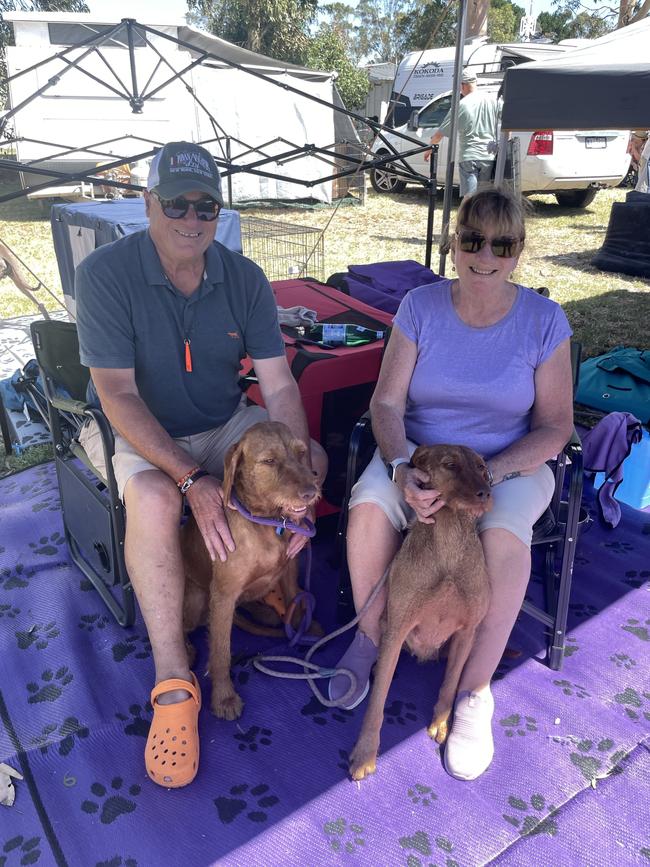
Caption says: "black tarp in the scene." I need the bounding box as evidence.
[500,17,650,132]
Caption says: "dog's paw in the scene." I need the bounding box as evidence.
[349,743,378,781]
[427,718,449,744]
[212,692,244,721]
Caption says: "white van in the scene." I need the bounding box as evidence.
[370,83,631,208]
[388,39,587,128]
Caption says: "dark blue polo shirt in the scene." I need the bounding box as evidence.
[75,230,285,437]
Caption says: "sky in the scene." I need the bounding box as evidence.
[86,0,560,23]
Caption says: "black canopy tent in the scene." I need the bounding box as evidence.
[494,17,650,278]
[499,16,650,135]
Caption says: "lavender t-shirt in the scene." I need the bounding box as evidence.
[394,280,572,459]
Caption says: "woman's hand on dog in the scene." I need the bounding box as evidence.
[186,476,235,562]
[397,464,445,524]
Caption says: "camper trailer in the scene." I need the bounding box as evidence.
[3,11,351,204]
[388,38,587,128]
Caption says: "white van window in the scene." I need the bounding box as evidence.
[418,96,452,129]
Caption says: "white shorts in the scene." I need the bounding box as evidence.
[79,394,268,499]
[348,443,555,548]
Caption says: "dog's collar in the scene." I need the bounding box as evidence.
[229,493,316,538]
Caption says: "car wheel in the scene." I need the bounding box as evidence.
[555,189,598,208]
[370,153,407,194]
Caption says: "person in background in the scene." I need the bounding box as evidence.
[425,69,500,197]
[328,187,573,782]
[75,141,326,788]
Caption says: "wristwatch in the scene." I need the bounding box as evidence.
[385,457,411,483]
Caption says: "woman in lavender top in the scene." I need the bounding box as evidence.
[328,188,574,781]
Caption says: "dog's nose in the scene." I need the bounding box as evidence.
[300,485,318,501]
[476,488,490,500]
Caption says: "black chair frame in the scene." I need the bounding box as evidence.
[335,342,584,671]
[29,319,135,626]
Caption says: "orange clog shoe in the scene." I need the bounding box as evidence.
[145,673,201,788]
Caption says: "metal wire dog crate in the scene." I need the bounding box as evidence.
[239,216,325,283]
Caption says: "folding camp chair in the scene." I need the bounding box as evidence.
[29,319,134,626]
[335,342,584,671]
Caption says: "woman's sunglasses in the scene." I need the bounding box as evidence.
[456,228,523,259]
[152,192,221,222]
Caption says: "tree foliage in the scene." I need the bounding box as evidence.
[305,26,369,108]
[187,0,317,64]
[487,0,525,42]
[1,1,89,108]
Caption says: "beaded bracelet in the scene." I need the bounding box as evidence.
[176,465,201,490]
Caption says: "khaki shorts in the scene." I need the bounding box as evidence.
[79,395,268,499]
[349,442,555,548]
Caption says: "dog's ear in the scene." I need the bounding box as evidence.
[221,440,244,508]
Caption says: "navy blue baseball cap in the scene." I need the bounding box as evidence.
[147,141,224,206]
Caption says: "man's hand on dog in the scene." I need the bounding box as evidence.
[186,476,235,562]
[397,464,445,524]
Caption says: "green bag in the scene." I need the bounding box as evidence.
[576,346,650,423]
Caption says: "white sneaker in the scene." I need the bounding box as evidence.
[443,689,495,781]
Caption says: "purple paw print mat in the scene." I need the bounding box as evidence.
[1,461,649,867]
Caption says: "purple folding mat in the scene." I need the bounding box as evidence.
[342,261,446,314]
[1,461,649,867]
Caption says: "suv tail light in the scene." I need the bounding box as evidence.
[527,131,554,156]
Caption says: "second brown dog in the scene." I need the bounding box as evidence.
[181,421,320,720]
[349,443,492,780]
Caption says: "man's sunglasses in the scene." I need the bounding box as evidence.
[152,192,221,222]
[456,228,523,259]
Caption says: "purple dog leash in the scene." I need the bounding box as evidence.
[229,493,317,645]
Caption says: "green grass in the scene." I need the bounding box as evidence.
[1,177,647,479]
[1,176,647,356]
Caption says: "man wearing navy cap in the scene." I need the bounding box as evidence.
[75,141,326,788]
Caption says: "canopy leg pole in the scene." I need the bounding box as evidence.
[424,146,438,269]
[494,131,509,185]
[438,0,469,276]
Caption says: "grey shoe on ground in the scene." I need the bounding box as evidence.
[328,629,378,710]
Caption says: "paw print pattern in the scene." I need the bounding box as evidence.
[214,783,279,824]
[233,725,272,752]
[613,687,650,723]
[622,618,650,642]
[0,835,42,865]
[231,653,255,688]
[407,783,438,807]
[81,778,141,824]
[0,604,20,619]
[569,738,627,785]
[563,637,579,658]
[499,713,538,738]
[31,716,89,756]
[300,695,354,726]
[569,602,599,620]
[16,622,60,650]
[79,577,94,592]
[610,652,636,670]
[604,540,633,554]
[95,857,138,867]
[116,704,153,738]
[28,532,65,557]
[552,678,589,699]
[503,793,559,837]
[623,570,650,588]
[324,818,366,855]
[385,700,417,726]
[0,564,33,591]
[78,613,110,632]
[111,634,152,663]
[398,831,459,867]
[26,667,73,703]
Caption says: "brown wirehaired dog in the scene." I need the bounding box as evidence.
[349,444,492,780]
[181,421,320,720]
